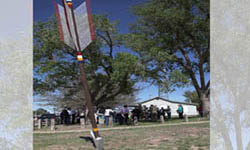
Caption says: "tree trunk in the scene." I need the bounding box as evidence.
[200,92,210,117]
[234,111,243,150]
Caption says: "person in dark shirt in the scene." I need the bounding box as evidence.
[61,107,69,125]
[60,111,64,124]
[71,109,76,124]
[160,107,165,119]
[138,104,143,121]
[166,106,171,119]
[198,104,203,117]
[132,106,140,121]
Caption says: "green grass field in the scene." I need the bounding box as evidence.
[34,122,209,150]
[34,116,208,132]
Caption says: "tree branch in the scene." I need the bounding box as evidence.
[99,62,111,77]
[105,31,113,59]
[97,32,110,45]
[179,23,201,57]
[205,80,210,91]
[199,62,206,89]
[177,47,201,96]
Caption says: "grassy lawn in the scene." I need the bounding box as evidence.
[34,122,209,150]
[114,116,208,127]
[34,116,209,131]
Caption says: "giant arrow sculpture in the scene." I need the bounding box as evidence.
[53,0,103,148]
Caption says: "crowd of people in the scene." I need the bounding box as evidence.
[59,104,187,126]
[101,104,185,126]
[59,107,83,125]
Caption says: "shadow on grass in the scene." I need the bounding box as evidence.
[79,136,96,148]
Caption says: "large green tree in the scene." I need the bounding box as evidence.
[34,15,142,109]
[183,90,200,104]
[126,0,210,115]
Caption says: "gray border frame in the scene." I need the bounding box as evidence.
[0,0,33,149]
[211,0,250,149]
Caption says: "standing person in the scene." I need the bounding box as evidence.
[138,104,143,121]
[71,109,76,124]
[135,106,140,121]
[177,105,184,119]
[85,108,89,125]
[124,105,129,125]
[104,107,113,127]
[113,111,117,123]
[142,106,146,121]
[61,107,69,125]
[160,107,165,119]
[67,108,72,124]
[145,107,149,121]
[76,109,80,124]
[157,107,161,120]
[166,106,171,119]
[132,106,140,121]
[198,104,203,117]
[121,105,129,125]
[153,105,158,121]
[94,112,98,124]
[116,110,121,125]
[80,110,84,123]
[149,105,153,120]
[180,105,184,118]
[119,107,124,125]
[60,109,65,124]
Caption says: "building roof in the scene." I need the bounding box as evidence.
[138,97,198,106]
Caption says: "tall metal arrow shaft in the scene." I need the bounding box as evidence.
[67,1,100,138]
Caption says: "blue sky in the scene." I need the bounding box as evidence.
[33,0,209,111]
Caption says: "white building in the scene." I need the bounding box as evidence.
[139,97,199,117]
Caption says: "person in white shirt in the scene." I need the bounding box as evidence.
[67,108,72,124]
[104,107,113,127]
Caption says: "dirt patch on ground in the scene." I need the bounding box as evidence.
[190,145,208,150]
[148,137,162,146]
[190,145,199,150]
[144,135,175,147]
